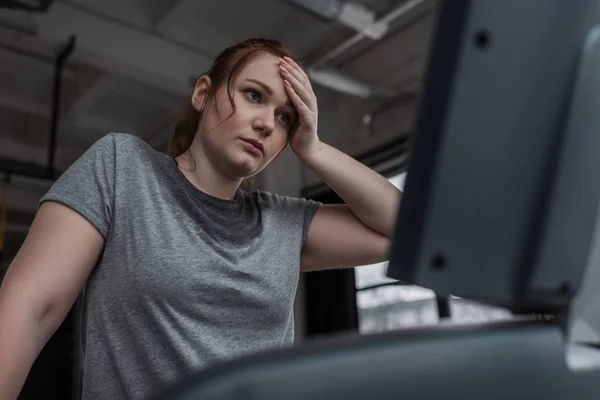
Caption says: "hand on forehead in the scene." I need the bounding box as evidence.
[237,54,299,107]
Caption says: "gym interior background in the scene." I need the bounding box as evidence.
[1,0,599,399]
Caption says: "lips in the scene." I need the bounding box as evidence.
[241,138,264,154]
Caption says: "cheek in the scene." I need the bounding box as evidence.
[267,135,288,158]
[203,92,237,134]
[278,136,289,152]
[202,102,239,138]
[276,130,290,146]
[214,90,235,117]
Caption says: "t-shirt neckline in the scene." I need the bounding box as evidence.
[167,156,243,206]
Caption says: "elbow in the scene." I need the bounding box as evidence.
[363,203,401,238]
[377,235,392,263]
[361,230,392,266]
[35,301,62,338]
[364,218,396,240]
[32,291,74,341]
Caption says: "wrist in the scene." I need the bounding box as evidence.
[296,140,326,163]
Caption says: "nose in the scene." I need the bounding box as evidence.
[252,109,275,136]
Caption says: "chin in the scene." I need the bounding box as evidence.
[228,152,263,178]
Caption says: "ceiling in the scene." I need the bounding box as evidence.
[0,0,439,262]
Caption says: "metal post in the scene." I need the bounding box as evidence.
[49,35,76,177]
[0,173,10,265]
[436,294,451,319]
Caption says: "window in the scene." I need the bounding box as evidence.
[354,172,512,334]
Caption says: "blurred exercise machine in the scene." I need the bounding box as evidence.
[151,0,600,398]
[0,175,9,269]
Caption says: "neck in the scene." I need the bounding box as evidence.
[175,144,241,201]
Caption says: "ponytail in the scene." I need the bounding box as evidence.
[167,102,201,158]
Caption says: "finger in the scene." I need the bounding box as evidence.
[281,58,313,91]
[279,61,306,88]
[283,57,310,82]
[284,79,310,116]
[279,65,307,96]
[280,67,316,110]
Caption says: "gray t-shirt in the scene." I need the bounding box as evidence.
[39,133,321,400]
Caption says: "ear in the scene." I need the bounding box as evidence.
[191,75,212,112]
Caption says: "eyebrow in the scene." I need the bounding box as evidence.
[245,78,294,109]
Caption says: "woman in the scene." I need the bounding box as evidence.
[0,38,401,399]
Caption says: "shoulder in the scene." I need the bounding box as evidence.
[108,132,154,155]
[92,132,165,167]
[84,132,148,156]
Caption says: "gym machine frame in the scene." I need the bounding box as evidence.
[0,34,75,260]
[152,0,600,398]
[0,34,76,181]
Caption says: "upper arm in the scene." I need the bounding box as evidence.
[300,204,390,272]
[0,201,105,333]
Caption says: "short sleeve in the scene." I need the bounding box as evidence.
[300,198,322,247]
[39,133,117,239]
[255,190,322,249]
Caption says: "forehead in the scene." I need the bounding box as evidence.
[237,53,280,79]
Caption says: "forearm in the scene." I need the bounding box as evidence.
[0,295,49,400]
[299,142,402,237]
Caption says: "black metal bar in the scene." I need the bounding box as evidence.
[436,295,451,319]
[48,35,76,177]
[0,0,54,12]
[0,157,63,180]
[356,280,411,292]
[0,0,39,11]
[354,133,410,165]
[0,41,57,65]
[0,173,10,262]
[39,0,54,12]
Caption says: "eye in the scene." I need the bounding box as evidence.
[276,112,291,125]
[244,89,261,102]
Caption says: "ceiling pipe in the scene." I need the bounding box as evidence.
[287,0,388,40]
[311,0,431,67]
[337,2,389,40]
[300,0,431,99]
